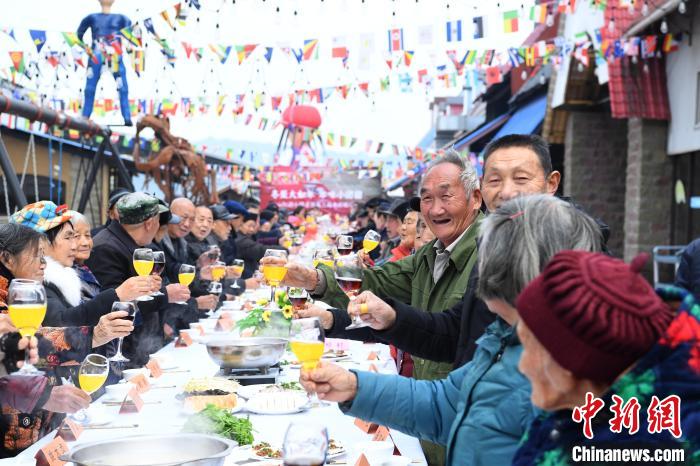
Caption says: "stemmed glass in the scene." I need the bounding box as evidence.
[230,259,245,289]
[150,251,166,296]
[7,279,46,375]
[312,248,334,268]
[207,281,223,296]
[132,248,154,301]
[211,261,226,282]
[363,230,381,254]
[289,317,326,407]
[70,353,109,425]
[108,301,137,363]
[282,422,328,466]
[334,257,366,330]
[176,264,196,305]
[336,235,353,256]
[262,249,288,309]
[287,288,309,311]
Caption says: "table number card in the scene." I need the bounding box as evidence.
[119,386,145,414]
[35,436,68,466]
[215,314,234,331]
[372,425,391,441]
[146,359,163,378]
[354,453,371,466]
[129,373,150,393]
[55,418,83,441]
[367,351,379,360]
[175,331,193,347]
[354,417,378,433]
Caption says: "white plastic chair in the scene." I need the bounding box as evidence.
[652,245,686,288]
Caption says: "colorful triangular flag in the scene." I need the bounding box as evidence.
[29,30,46,53]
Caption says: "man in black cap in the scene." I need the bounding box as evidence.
[87,192,170,366]
[91,187,132,237]
[207,205,247,293]
[376,199,410,264]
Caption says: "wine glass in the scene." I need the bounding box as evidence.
[7,279,46,375]
[282,422,328,466]
[312,248,334,269]
[132,248,154,302]
[289,317,326,407]
[72,353,109,425]
[262,249,288,309]
[336,235,353,256]
[334,258,366,330]
[176,264,196,305]
[150,251,166,296]
[287,287,309,311]
[108,301,137,363]
[230,259,245,289]
[363,230,381,254]
[211,261,226,282]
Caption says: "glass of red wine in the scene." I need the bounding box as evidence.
[336,235,354,256]
[288,287,309,312]
[150,251,166,296]
[108,301,137,363]
[283,422,328,466]
[334,258,366,330]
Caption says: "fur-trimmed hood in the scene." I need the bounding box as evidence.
[43,256,82,307]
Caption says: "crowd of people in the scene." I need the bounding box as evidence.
[0,134,697,464]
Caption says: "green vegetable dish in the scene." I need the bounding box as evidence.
[183,404,254,445]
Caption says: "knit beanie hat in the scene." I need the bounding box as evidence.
[516,251,675,383]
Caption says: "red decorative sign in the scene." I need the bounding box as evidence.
[259,167,381,215]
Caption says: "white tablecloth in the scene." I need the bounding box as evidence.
[13,336,427,465]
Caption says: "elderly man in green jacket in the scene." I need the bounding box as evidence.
[264,151,482,465]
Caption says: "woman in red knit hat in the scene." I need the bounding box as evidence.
[512,252,700,465]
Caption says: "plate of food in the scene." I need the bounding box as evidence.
[181,377,241,413]
[249,439,344,461]
[321,349,352,362]
[237,381,305,400]
[245,392,309,415]
[250,442,283,461]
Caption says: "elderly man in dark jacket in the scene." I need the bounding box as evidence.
[87,192,170,367]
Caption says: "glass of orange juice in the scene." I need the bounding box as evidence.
[230,259,245,290]
[290,317,327,406]
[133,248,154,302]
[262,249,288,309]
[72,353,109,424]
[175,264,196,305]
[7,279,46,375]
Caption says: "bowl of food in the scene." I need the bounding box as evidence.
[204,337,288,370]
[60,433,236,466]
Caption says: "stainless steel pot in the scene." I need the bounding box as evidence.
[205,336,288,370]
[59,433,236,466]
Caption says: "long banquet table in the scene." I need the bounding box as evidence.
[11,325,428,465]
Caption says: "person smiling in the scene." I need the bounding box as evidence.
[263,150,485,465]
[11,202,150,329]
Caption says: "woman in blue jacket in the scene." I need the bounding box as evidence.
[300,195,604,465]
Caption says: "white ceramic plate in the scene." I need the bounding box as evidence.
[245,393,309,415]
[248,442,344,461]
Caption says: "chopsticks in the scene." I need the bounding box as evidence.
[162,369,190,373]
[101,400,162,406]
[82,424,139,430]
[151,385,177,389]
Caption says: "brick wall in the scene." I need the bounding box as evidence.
[564,111,628,256]
[624,118,672,265]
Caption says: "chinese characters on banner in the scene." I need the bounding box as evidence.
[572,392,682,440]
[259,167,381,215]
